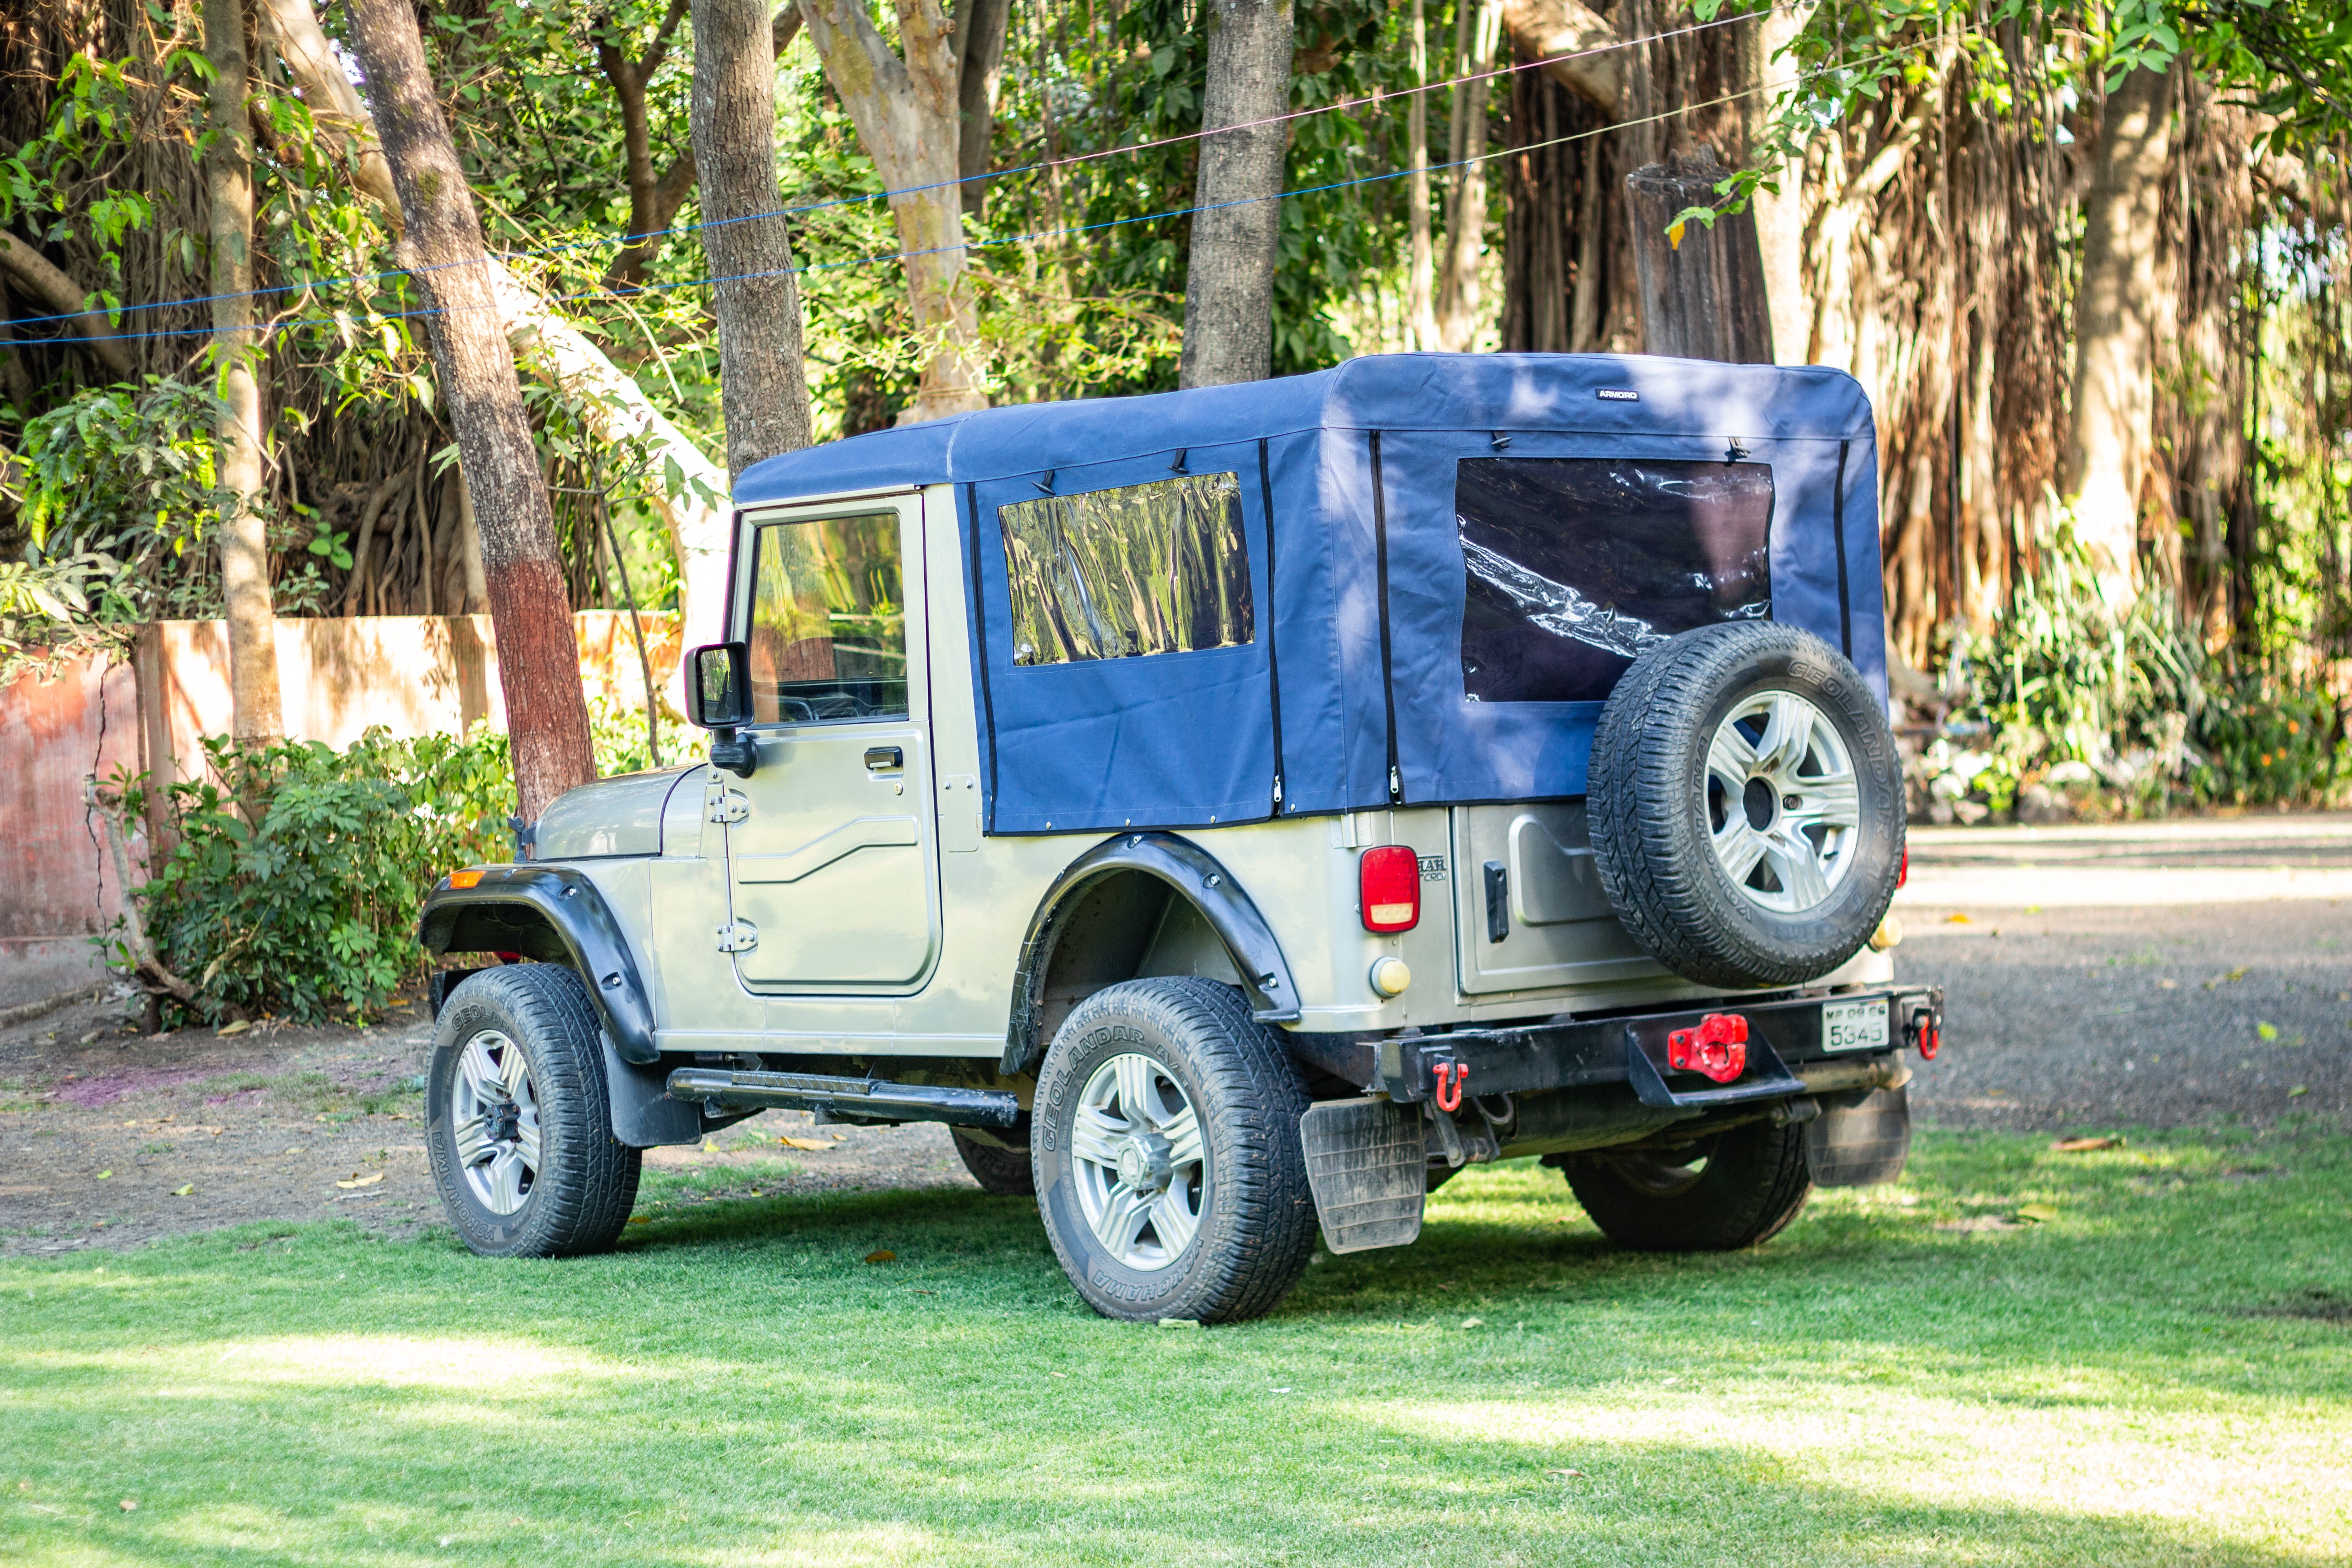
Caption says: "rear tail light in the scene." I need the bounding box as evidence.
[1359,845,1421,933]
[1898,848,1908,889]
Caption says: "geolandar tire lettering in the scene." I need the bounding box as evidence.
[426,965,642,1259]
[1031,977,1316,1325]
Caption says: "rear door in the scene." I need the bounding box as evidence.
[722,495,941,993]
[1451,800,1652,994]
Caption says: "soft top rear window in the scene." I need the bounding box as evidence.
[1456,457,1774,705]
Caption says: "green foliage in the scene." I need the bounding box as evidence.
[102,709,693,1026]
[1936,519,2348,815]
[109,730,517,1026]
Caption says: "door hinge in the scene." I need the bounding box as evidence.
[714,921,760,954]
[706,792,750,825]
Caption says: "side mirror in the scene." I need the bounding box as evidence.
[684,642,758,778]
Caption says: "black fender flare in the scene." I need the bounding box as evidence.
[416,865,659,1064]
[1001,832,1300,1077]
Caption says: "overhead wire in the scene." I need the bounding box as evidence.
[1,3,1787,334]
[0,22,1925,355]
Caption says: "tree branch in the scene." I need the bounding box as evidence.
[1500,0,1621,113]
[0,233,134,377]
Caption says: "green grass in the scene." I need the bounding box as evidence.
[4,1128,2348,1566]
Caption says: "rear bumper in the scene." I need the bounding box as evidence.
[1292,985,1943,1112]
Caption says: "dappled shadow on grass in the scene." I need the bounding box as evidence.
[3,1131,2348,1564]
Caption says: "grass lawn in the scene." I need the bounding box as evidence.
[3,1127,2348,1567]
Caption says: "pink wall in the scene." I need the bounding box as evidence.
[0,612,680,1008]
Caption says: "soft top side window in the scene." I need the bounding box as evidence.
[998,470,1255,666]
[1456,457,1774,705]
[746,512,908,724]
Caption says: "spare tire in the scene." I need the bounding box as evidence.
[1588,622,1903,988]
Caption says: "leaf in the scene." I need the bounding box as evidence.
[2016,1203,2060,1223]
[118,1499,136,1512]
[1547,1468,1586,1479]
[335,1171,385,1190]
[171,1184,192,1196]
[1945,911,1973,924]
[2288,1085,2309,1098]
[2257,1022,2279,1040]
[2053,1136,2122,1152]
[777,1135,837,1152]
[1156,1316,1201,1330]
[1461,1317,1484,1328]
[863,1248,897,1264]
[626,1215,651,1225]
[215,1019,250,1036]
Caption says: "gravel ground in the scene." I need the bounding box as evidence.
[1899,813,2352,1133]
[0,991,977,1259]
[5,812,2344,1255]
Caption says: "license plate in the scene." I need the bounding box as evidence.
[1822,997,1889,1053]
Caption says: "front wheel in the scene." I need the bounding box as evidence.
[426,965,641,1258]
[1555,1118,1811,1252]
[1031,977,1316,1323]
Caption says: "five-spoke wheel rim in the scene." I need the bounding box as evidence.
[1068,1053,1206,1272]
[1705,689,1861,914]
[449,1029,540,1215]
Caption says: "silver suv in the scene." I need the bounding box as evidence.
[417,354,1940,1323]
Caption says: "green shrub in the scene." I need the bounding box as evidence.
[1933,519,2349,816]
[107,730,514,1026]
[106,714,699,1027]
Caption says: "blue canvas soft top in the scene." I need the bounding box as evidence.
[734,352,1886,837]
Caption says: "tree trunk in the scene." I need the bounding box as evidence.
[1436,0,1499,352]
[955,0,1012,216]
[1741,0,1811,363]
[205,0,282,745]
[1179,0,1294,388]
[1624,148,1773,363]
[2065,64,2176,608]
[1404,0,1436,351]
[796,0,987,423]
[344,0,597,823]
[692,0,817,480]
[598,0,693,289]
[261,0,731,683]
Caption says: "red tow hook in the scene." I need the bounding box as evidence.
[1432,1060,1468,1113]
[1911,1007,1941,1060]
[1667,1013,1749,1084]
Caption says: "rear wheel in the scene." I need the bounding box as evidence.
[1555,1119,1811,1252]
[950,1127,1035,1196]
[1032,977,1316,1323]
[426,965,641,1258]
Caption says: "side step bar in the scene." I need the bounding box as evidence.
[666,1066,1020,1129]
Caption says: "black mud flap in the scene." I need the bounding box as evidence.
[1299,1098,1426,1254]
[1803,1085,1911,1186]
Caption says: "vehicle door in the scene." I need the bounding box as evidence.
[722,496,941,993]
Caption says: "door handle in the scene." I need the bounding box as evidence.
[863,746,904,773]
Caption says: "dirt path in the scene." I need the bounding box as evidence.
[9,813,2347,1255]
[0,987,977,1259]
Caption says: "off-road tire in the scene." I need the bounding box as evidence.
[1555,1120,1812,1252]
[427,965,642,1258]
[951,1127,1036,1196]
[1588,621,1905,988]
[1032,977,1317,1324]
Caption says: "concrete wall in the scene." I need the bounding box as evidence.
[0,612,680,1008]
[0,655,143,1008]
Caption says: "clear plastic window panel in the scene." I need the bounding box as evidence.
[998,471,1255,665]
[1455,458,1774,705]
[746,513,908,723]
